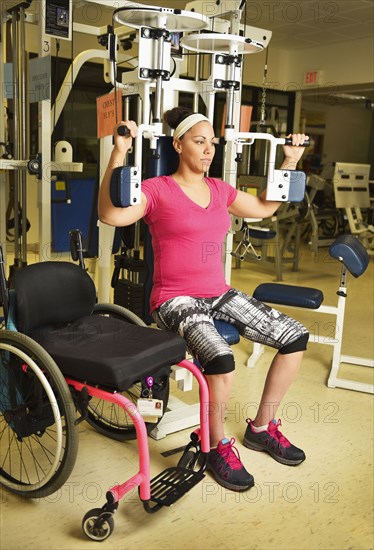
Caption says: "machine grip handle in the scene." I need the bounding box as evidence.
[284,137,310,147]
[111,263,121,288]
[117,125,131,137]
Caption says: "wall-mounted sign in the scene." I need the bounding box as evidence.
[304,70,323,86]
[44,0,72,41]
[96,90,123,139]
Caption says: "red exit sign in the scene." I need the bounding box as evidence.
[304,70,322,86]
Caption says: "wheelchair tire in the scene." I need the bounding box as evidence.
[84,304,169,441]
[82,508,114,541]
[0,330,78,498]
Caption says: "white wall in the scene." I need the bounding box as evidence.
[243,36,373,91]
[302,100,373,166]
[287,37,373,90]
[323,106,373,166]
[242,36,373,168]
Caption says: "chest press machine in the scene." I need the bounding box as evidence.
[108,2,373,403]
[105,1,310,437]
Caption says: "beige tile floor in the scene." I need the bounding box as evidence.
[1,241,373,550]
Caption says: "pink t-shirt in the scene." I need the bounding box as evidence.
[142,175,238,312]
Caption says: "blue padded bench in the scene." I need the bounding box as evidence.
[248,234,373,394]
[254,284,323,310]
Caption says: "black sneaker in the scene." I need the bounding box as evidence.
[207,437,254,491]
[243,419,306,466]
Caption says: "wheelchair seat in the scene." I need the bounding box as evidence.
[12,261,186,391]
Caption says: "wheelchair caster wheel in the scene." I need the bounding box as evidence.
[82,508,114,541]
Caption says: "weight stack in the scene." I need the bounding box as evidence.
[112,252,150,323]
[114,279,145,320]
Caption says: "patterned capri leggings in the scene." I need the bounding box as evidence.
[152,288,309,375]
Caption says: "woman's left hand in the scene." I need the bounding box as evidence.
[282,133,309,163]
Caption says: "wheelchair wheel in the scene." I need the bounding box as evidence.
[82,508,114,541]
[84,304,169,441]
[0,330,78,497]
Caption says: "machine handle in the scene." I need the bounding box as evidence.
[284,137,310,147]
[69,229,85,270]
[117,125,131,137]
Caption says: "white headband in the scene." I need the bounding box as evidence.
[173,113,210,141]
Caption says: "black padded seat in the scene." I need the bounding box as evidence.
[30,316,186,391]
[254,283,324,310]
[12,261,186,391]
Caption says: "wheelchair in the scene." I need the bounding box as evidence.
[0,234,211,540]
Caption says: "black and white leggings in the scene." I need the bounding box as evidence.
[152,289,309,375]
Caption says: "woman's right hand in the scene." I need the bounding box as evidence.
[113,120,138,153]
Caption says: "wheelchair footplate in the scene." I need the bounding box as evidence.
[148,466,205,507]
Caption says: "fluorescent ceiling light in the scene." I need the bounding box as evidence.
[331,93,368,101]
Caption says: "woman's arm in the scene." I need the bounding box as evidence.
[98,121,147,227]
[228,133,309,219]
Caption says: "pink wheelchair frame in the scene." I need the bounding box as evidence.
[66,358,210,541]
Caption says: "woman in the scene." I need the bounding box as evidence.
[99,107,309,492]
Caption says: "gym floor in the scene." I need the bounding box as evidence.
[1,241,373,550]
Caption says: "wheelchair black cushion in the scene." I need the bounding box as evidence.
[12,261,186,390]
[13,262,96,334]
[30,315,185,390]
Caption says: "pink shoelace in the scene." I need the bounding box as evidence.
[217,438,243,470]
[267,419,291,448]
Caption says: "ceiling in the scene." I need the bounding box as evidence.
[78,0,374,104]
[80,0,374,50]
[241,0,374,50]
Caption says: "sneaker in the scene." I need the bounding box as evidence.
[207,437,254,491]
[243,419,306,466]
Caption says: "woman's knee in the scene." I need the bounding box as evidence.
[279,332,309,355]
[203,354,235,375]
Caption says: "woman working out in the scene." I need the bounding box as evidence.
[99,107,309,492]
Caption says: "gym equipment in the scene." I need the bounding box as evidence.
[233,169,341,281]
[0,2,83,270]
[0,239,211,541]
[105,1,309,436]
[232,204,307,282]
[299,174,341,256]
[332,163,373,254]
[113,4,209,31]
[247,234,373,394]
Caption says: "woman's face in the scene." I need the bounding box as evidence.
[174,121,216,174]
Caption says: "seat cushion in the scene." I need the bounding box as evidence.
[254,283,324,310]
[30,316,186,391]
[214,320,240,345]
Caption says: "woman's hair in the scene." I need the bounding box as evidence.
[163,107,195,130]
